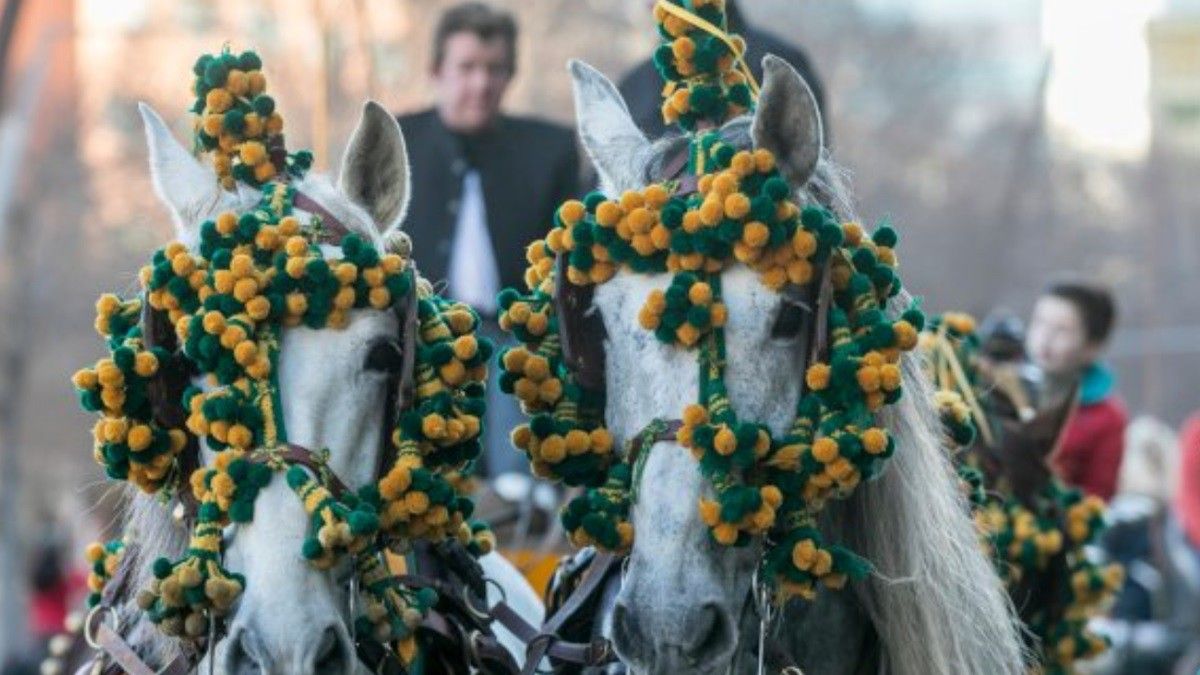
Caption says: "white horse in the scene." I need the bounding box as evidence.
[562,56,1027,675]
[103,100,543,674]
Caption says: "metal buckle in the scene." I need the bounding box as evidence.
[83,605,117,650]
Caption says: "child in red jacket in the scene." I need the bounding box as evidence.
[1026,280,1127,500]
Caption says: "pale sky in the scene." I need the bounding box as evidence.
[863,0,1165,159]
[1042,0,1165,160]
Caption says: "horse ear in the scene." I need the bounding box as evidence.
[751,55,824,189]
[338,101,411,234]
[139,102,221,241]
[568,59,651,191]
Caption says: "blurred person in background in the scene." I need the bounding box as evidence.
[1173,411,1200,674]
[1093,416,1200,674]
[397,2,581,479]
[618,0,827,139]
[1025,280,1126,501]
[977,307,1026,364]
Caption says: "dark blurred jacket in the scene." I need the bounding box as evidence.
[617,3,827,140]
[396,109,580,299]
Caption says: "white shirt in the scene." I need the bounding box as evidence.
[447,170,501,316]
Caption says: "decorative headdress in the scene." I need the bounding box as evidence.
[73,47,493,654]
[496,1,923,603]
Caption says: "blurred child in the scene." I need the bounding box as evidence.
[1025,280,1126,500]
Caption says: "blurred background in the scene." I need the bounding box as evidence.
[0,0,1198,672]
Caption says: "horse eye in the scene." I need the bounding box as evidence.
[771,298,811,340]
[364,339,404,374]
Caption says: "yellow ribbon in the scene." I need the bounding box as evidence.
[934,324,994,448]
[655,0,761,98]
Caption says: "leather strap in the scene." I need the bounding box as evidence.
[293,190,353,245]
[624,419,684,470]
[492,552,622,674]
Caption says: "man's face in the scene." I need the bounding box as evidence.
[1026,295,1099,376]
[433,31,512,133]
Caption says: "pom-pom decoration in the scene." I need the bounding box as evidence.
[922,313,1123,673]
[71,46,496,651]
[652,0,758,131]
[497,132,923,604]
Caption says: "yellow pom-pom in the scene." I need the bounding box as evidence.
[127,425,153,452]
[714,426,738,455]
[713,523,739,546]
[699,197,724,226]
[812,437,839,463]
[675,323,701,346]
[369,286,391,309]
[540,435,567,463]
[805,363,831,391]
[216,212,238,236]
[687,282,713,306]
[225,69,248,96]
[644,184,670,209]
[792,230,817,258]
[565,429,591,454]
[245,296,270,321]
[205,88,233,114]
[861,428,888,455]
[741,221,770,248]
[559,200,586,225]
[724,193,751,220]
[72,369,98,390]
[710,303,728,327]
[595,201,622,228]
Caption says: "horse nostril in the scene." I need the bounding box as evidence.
[311,624,349,674]
[682,603,735,664]
[610,601,647,664]
[226,624,269,673]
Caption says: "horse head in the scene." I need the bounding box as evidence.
[137,99,411,674]
[571,55,823,672]
[558,55,1025,675]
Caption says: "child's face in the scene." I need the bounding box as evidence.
[1025,295,1100,376]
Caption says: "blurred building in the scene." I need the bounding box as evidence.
[1148,2,1200,156]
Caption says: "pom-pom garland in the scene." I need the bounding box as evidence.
[84,539,127,608]
[652,0,756,131]
[923,313,1122,673]
[190,47,311,189]
[72,47,500,656]
[497,134,922,603]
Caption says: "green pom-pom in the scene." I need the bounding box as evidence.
[301,538,324,560]
[252,95,275,117]
[223,109,246,134]
[203,60,229,88]
[238,51,262,71]
[286,465,308,489]
[152,557,173,579]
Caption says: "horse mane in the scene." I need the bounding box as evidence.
[827,349,1027,673]
[619,119,1027,672]
[801,152,1026,673]
[114,488,189,666]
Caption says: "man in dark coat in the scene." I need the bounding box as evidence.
[618,0,827,140]
[397,2,580,476]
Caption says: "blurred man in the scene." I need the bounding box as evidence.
[398,2,580,477]
[1025,280,1126,500]
[618,0,827,139]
